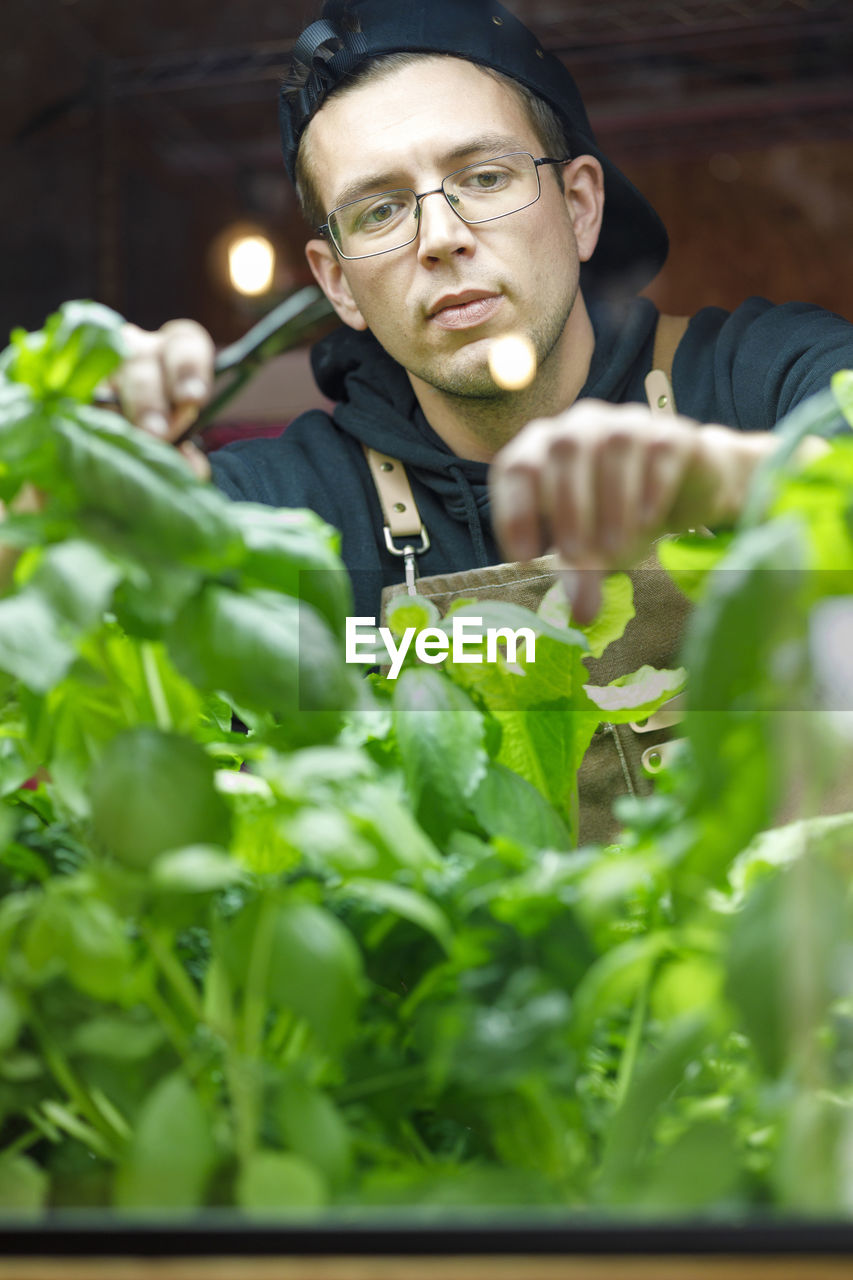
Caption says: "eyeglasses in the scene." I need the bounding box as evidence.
[319,151,570,260]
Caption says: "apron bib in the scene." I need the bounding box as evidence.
[381,552,690,844]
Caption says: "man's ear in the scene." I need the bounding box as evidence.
[305,238,368,331]
[561,155,605,265]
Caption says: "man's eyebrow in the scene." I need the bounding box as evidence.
[328,134,528,211]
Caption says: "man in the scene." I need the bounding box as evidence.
[112,0,852,629]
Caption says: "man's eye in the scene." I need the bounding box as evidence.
[465,169,510,191]
[358,200,404,230]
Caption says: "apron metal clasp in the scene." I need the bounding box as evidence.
[383,526,431,595]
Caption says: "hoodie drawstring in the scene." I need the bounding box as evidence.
[448,464,490,568]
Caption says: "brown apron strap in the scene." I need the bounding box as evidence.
[362,443,424,538]
[645,312,689,417]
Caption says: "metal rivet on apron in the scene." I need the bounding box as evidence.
[380,461,394,472]
[642,739,684,775]
[536,48,544,58]
[492,15,503,24]
[393,502,406,513]
[657,394,668,409]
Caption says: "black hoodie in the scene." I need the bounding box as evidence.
[210,295,853,617]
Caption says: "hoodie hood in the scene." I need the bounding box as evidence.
[311,325,495,559]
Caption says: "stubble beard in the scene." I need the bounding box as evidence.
[410,281,579,410]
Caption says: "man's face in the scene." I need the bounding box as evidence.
[303,57,592,400]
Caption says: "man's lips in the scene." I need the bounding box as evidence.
[427,292,502,331]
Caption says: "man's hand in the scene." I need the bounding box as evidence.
[102,319,216,479]
[490,400,777,624]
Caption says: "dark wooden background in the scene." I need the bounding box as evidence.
[2,0,851,409]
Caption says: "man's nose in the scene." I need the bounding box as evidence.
[416,189,476,262]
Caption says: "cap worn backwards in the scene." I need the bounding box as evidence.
[279,0,668,297]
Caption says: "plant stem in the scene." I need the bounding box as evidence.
[337,1065,427,1104]
[227,899,277,1165]
[26,1005,117,1156]
[140,643,173,731]
[142,924,202,1022]
[91,632,138,727]
[143,982,192,1059]
[4,1127,46,1158]
[613,968,651,1112]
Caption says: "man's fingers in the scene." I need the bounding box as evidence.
[491,465,546,562]
[542,434,589,562]
[640,436,691,528]
[160,319,215,417]
[557,563,604,627]
[594,430,643,555]
[116,353,172,437]
[115,320,214,441]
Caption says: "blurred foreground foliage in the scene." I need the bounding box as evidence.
[0,304,852,1218]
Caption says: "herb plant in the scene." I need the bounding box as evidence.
[0,304,851,1218]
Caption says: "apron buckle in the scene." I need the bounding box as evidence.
[383,526,431,596]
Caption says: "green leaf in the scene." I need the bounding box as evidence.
[538,571,635,658]
[90,727,231,868]
[228,502,352,634]
[151,845,245,894]
[583,664,686,723]
[470,761,572,850]
[27,538,121,629]
[773,1092,846,1212]
[167,585,354,719]
[656,532,733,602]
[115,1071,217,1209]
[726,858,846,1076]
[341,878,454,954]
[681,515,812,877]
[440,601,593,823]
[223,898,365,1053]
[0,1154,48,1214]
[0,986,22,1054]
[61,895,133,1000]
[0,734,33,796]
[70,1015,166,1061]
[0,591,76,690]
[385,592,441,634]
[54,413,241,567]
[236,1150,326,1214]
[571,931,672,1043]
[740,386,846,528]
[23,887,132,999]
[45,301,127,401]
[392,666,487,836]
[830,368,853,430]
[639,1120,741,1211]
[596,1013,712,1201]
[3,301,126,402]
[345,782,444,877]
[0,387,46,489]
[273,1078,352,1189]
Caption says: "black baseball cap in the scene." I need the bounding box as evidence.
[279,0,668,296]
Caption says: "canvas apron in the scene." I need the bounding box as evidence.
[370,316,691,845]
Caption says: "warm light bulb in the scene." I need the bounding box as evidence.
[488,333,537,390]
[227,235,275,296]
